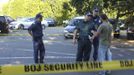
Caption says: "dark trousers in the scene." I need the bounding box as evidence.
[76,38,92,61]
[93,37,99,61]
[33,37,45,63]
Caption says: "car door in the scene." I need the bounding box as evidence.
[21,18,34,29]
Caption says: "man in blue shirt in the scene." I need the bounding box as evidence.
[28,13,45,63]
[92,8,102,61]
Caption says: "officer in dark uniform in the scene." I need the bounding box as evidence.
[73,13,96,61]
[28,13,45,63]
[92,8,102,61]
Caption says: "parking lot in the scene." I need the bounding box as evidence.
[0,27,134,75]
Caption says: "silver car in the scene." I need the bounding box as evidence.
[9,18,48,30]
[64,16,84,39]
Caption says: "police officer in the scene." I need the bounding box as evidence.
[92,8,102,61]
[73,13,96,61]
[28,13,45,63]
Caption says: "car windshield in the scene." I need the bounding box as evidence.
[17,18,35,22]
[45,18,54,21]
[28,18,35,21]
[68,19,83,26]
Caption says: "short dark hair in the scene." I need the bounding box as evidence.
[94,8,99,12]
[100,14,108,20]
[35,13,43,19]
[85,12,93,18]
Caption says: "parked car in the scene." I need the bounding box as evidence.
[108,19,123,38]
[0,16,14,33]
[63,20,69,27]
[42,19,48,28]
[113,27,120,38]
[9,17,48,30]
[45,18,56,27]
[63,16,84,39]
[127,27,134,40]
[9,18,34,30]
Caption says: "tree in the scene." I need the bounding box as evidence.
[2,0,76,25]
[69,0,134,29]
[103,0,134,29]
[69,0,103,15]
[62,2,76,20]
[2,0,46,18]
[43,0,76,25]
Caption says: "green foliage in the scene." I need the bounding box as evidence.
[69,0,134,28]
[2,0,134,26]
[103,0,134,18]
[2,0,45,18]
[102,0,134,29]
[59,1,76,25]
[2,0,76,26]
[70,0,103,15]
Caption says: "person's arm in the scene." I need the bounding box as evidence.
[91,25,103,41]
[108,25,113,48]
[28,23,36,37]
[90,22,98,41]
[91,23,97,35]
[111,25,114,40]
[28,30,33,37]
[91,31,100,40]
[73,29,78,45]
[73,21,79,45]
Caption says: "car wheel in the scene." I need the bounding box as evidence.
[64,36,69,39]
[127,33,134,40]
[49,24,54,27]
[64,34,69,39]
[19,25,24,30]
[9,27,13,30]
[42,24,46,29]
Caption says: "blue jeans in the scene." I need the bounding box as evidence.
[76,38,92,61]
[33,37,45,63]
[98,44,109,75]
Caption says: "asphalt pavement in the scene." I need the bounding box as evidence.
[0,27,134,75]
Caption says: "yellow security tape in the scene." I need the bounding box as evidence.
[0,60,134,75]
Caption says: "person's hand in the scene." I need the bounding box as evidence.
[30,34,33,37]
[88,35,93,43]
[90,37,94,43]
[91,30,97,35]
[91,30,95,34]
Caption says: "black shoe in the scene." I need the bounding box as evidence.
[40,60,44,63]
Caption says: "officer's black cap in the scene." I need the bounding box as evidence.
[35,13,43,19]
[94,8,99,12]
[85,12,93,17]
[100,14,108,20]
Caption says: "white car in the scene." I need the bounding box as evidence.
[64,16,84,39]
[9,18,48,30]
[42,20,48,28]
